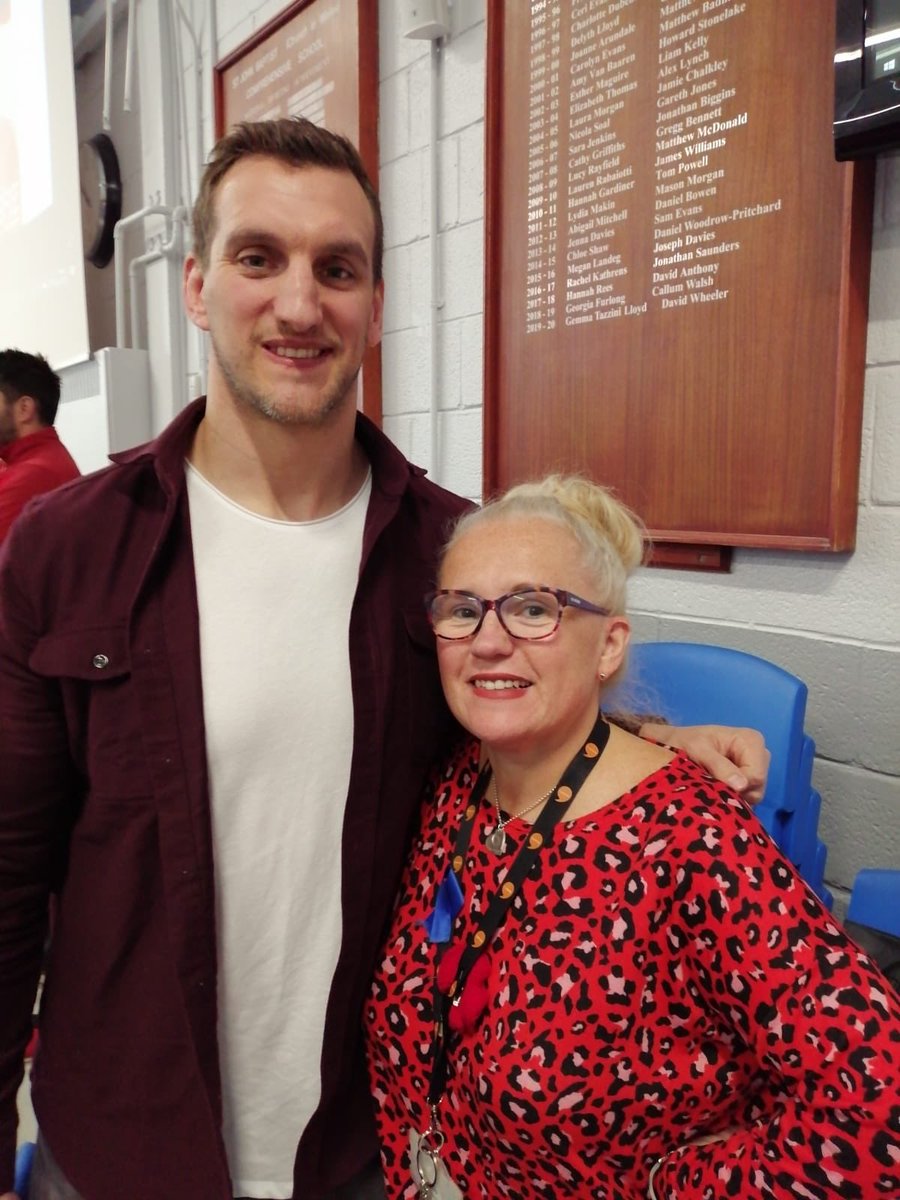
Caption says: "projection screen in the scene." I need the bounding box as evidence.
[0,0,89,370]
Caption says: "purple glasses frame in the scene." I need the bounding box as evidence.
[424,586,610,641]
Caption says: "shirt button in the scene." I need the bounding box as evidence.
[92,653,110,669]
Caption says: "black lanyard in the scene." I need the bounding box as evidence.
[427,710,611,1106]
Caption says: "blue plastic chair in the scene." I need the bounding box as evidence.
[606,641,831,904]
[847,869,900,939]
[846,869,900,991]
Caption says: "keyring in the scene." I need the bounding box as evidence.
[415,1145,437,1190]
[416,1128,445,1190]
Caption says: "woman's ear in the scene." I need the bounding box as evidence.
[598,615,630,684]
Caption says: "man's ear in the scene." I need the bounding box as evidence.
[183,254,210,332]
[367,279,384,349]
[15,393,38,427]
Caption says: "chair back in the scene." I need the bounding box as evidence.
[606,641,808,816]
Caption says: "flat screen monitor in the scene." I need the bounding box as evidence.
[834,0,900,158]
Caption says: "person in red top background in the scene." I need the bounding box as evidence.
[0,349,79,543]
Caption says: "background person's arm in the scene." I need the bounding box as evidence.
[0,464,57,547]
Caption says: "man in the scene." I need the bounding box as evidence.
[0,119,766,1200]
[0,350,79,543]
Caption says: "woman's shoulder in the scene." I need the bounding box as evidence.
[627,751,792,886]
[616,749,758,842]
[634,748,742,801]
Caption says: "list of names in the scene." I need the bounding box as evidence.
[523,0,783,333]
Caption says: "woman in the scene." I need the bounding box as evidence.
[366,476,900,1199]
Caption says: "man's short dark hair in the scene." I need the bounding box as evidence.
[192,117,384,282]
[0,348,61,426]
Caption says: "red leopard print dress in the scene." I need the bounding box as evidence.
[365,738,900,1198]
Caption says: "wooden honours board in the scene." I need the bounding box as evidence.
[215,0,376,144]
[484,1,874,555]
[214,0,381,421]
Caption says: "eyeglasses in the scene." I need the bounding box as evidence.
[424,586,610,641]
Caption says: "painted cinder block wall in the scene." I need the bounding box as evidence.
[190,0,900,910]
[370,2,900,912]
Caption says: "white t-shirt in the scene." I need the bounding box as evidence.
[187,463,371,1198]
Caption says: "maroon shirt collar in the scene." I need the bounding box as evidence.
[110,396,426,501]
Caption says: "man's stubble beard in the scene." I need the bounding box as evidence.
[210,332,362,429]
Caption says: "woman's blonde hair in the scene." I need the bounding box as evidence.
[441,475,648,615]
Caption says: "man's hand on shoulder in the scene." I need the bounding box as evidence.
[640,722,770,804]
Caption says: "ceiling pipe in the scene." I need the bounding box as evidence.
[123,0,137,112]
[102,0,114,130]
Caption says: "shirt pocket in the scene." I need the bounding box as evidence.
[29,625,148,797]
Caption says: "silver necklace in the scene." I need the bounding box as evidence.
[485,777,555,856]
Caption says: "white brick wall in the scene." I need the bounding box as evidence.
[374,1,899,910]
